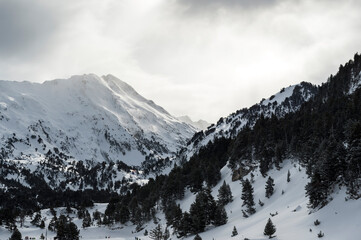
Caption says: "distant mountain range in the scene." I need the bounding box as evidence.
[177,115,210,130]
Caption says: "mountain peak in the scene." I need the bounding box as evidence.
[0,74,196,166]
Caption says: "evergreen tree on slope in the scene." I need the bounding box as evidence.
[241,179,256,215]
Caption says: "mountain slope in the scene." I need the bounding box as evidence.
[2,161,360,240]
[91,53,361,240]
[0,74,195,166]
[181,81,318,161]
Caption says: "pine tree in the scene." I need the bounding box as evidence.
[149,224,163,240]
[317,230,324,238]
[190,168,204,193]
[67,222,80,240]
[55,215,79,240]
[194,234,202,240]
[82,210,91,228]
[10,228,22,240]
[48,216,57,232]
[178,212,192,237]
[31,212,41,226]
[265,176,275,198]
[66,205,73,214]
[241,179,256,215]
[305,170,328,208]
[165,203,183,234]
[345,138,361,197]
[92,210,102,226]
[213,206,228,226]
[39,220,45,229]
[231,226,238,237]
[40,233,45,240]
[163,227,170,240]
[217,181,233,206]
[287,170,291,182]
[189,189,217,233]
[264,218,276,238]
[50,207,57,217]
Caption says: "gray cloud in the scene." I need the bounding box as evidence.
[0,0,361,122]
[0,1,68,60]
[176,0,279,13]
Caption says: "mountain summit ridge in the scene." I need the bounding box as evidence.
[0,74,196,166]
[181,81,318,161]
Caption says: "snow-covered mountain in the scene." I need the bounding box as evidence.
[2,54,361,240]
[181,81,318,160]
[177,115,210,130]
[0,74,196,166]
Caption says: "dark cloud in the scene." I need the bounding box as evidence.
[175,0,280,14]
[0,1,66,59]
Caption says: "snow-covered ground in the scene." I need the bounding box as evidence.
[174,160,361,240]
[2,160,360,240]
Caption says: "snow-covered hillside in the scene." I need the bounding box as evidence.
[0,74,196,166]
[181,82,318,160]
[3,160,360,240]
[177,161,361,240]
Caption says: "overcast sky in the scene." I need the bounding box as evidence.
[1,0,361,122]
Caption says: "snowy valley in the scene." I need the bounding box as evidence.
[1,53,361,240]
